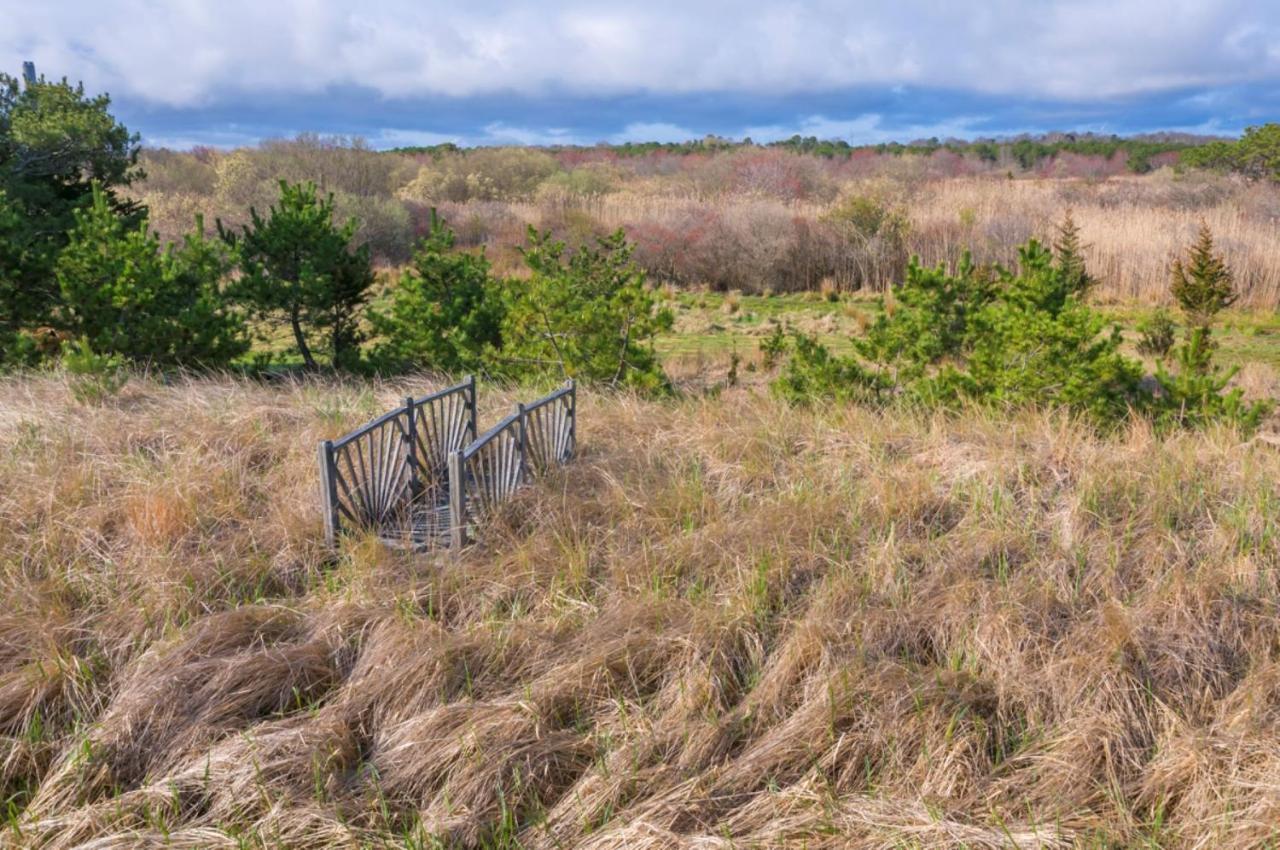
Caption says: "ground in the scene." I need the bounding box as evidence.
[656,290,1280,370]
[3,342,1280,847]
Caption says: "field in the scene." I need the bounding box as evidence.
[137,142,1280,307]
[656,290,1280,367]
[8,126,1280,848]
[4,356,1280,847]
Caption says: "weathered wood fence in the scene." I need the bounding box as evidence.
[318,378,576,549]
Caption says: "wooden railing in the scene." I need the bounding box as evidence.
[319,378,576,550]
[318,377,476,547]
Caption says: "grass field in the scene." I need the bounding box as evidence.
[3,330,1280,846]
[656,290,1280,375]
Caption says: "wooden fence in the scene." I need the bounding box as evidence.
[318,378,576,549]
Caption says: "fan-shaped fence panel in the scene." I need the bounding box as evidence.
[521,383,576,474]
[449,412,524,546]
[327,407,413,534]
[409,378,477,505]
[319,377,476,547]
[447,380,576,548]
[321,378,575,550]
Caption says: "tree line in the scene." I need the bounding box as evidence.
[0,70,1268,433]
[0,72,671,390]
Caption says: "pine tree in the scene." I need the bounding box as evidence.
[1170,223,1236,336]
[369,210,504,373]
[1053,209,1094,297]
[499,227,672,391]
[0,71,143,364]
[221,181,373,370]
[55,185,246,366]
[1154,223,1269,431]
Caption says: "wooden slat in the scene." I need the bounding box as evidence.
[323,377,576,551]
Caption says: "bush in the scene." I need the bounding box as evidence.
[496,228,672,391]
[771,331,889,405]
[1136,308,1177,358]
[61,337,128,404]
[823,190,910,289]
[854,252,999,389]
[138,148,217,195]
[399,148,560,203]
[55,185,247,367]
[537,163,619,202]
[772,238,1143,424]
[1154,225,1271,431]
[369,210,504,374]
[939,243,1141,423]
[772,227,1269,432]
[332,191,413,263]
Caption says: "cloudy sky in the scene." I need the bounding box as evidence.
[5,1,1278,149]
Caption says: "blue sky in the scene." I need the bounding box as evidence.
[5,1,1279,149]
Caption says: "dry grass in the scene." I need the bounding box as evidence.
[140,142,1280,307]
[444,173,1280,305]
[4,373,1280,847]
[904,175,1280,307]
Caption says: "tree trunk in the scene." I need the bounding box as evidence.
[291,306,317,370]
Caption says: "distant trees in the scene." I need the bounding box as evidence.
[221,181,374,370]
[1182,124,1280,181]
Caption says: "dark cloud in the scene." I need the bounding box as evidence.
[5,1,1276,147]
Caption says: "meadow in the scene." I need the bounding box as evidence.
[5,368,1280,848]
[136,139,1280,307]
[7,84,1280,846]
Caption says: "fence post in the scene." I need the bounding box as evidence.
[318,440,339,547]
[566,379,576,460]
[448,449,466,549]
[516,402,529,484]
[466,374,478,442]
[404,396,419,498]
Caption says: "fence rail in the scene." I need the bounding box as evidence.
[319,378,576,550]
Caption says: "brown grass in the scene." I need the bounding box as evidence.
[138,141,1280,307]
[4,373,1280,847]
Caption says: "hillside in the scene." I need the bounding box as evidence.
[4,374,1280,847]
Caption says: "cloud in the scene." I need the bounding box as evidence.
[738,114,1000,145]
[5,1,1279,109]
[610,122,699,144]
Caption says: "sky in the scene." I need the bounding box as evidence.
[4,1,1279,149]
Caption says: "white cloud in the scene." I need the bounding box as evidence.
[4,1,1279,107]
[610,122,699,143]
